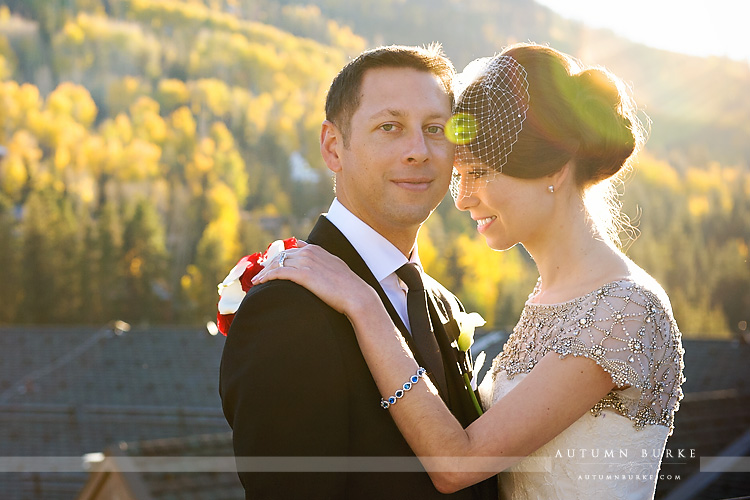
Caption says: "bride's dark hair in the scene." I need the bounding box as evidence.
[456,43,646,246]
[478,43,644,184]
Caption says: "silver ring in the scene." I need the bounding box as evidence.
[278,251,287,268]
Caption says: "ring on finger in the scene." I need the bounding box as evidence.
[278,251,287,268]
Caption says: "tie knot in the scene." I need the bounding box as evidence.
[396,263,424,291]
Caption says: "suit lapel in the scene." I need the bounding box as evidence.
[307,216,411,341]
[425,283,482,424]
[306,215,480,422]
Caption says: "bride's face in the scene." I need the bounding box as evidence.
[453,161,554,251]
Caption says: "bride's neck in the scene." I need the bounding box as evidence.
[526,208,626,303]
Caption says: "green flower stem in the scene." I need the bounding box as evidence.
[463,372,483,416]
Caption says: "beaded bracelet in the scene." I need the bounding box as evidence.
[380,367,426,409]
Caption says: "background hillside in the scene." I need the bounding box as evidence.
[0,0,748,338]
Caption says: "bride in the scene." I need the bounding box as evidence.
[253,43,684,499]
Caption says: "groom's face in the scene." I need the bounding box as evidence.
[330,67,454,243]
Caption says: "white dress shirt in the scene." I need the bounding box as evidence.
[325,198,421,332]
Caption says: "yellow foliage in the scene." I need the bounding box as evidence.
[47,82,98,127]
[169,106,197,140]
[454,233,527,325]
[130,95,160,117]
[130,96,167,143]
[210,122,234,151]
[738,239,749,259]
[180,272,193,292]
[671,290,731,339]
[261,203,279,217]
[100,113,133,145]
[157,79,190,111]
[144,111,167,144]
[417,224,446,283]
[686,164,733,214]
[72,174,97,205]
[686,165,722,192]
[108,77,151,116]
[116,138,162,181]
[63,21,86,45]
[54,147,71,172]
[0,129,41,200]
[634,153,681,192]
[129,256,143,278]
[0,82,42,141]
[76,135,107,178]
[193,140,215,173]
[9,129,42,164]
[687,195,710,218]
[245,92,274,139]
[326,20,367,54]
[200,182,241,267]
[190,79,231,117]
[18,83,42,114]
[0,155,27,199]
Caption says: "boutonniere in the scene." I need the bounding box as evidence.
[455,311,486,351]
[216,237,298,335]
[452,311,488,415]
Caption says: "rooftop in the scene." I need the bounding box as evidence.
[1,326,748,499]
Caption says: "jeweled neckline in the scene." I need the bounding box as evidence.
[525,277,637,308]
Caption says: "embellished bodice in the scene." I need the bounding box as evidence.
[489,278,684,431]
[481,278,685,499]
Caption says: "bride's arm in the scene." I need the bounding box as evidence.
[253,244,615,493]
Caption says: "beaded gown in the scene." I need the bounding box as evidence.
[479,277,684,500]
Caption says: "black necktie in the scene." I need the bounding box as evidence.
[396,263,447,396]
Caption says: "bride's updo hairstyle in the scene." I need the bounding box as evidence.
[453,43,645,245]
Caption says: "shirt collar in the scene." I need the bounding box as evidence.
[325,198,421,283]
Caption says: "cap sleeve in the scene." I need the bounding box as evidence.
[547,281,685,431]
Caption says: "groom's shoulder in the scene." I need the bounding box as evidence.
[227,279,350,344]
[238,279,341,321]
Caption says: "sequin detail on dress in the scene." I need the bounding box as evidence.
[490,279,685,431]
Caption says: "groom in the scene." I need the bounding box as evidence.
[220,44,497,499]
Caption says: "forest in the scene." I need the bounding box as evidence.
[0,0,748,338]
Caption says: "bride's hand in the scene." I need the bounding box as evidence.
[251,241,379,317]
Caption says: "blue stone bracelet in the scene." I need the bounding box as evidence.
[380,367,426,409]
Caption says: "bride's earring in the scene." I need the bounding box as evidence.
[547,185,555,193]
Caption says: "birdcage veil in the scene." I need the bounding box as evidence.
[446,55,530,200]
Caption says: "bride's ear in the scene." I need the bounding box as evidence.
[547,160,573,192]
[320,120,343,173]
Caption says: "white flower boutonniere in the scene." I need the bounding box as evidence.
[452,311,487,415]
[455,311,486,352]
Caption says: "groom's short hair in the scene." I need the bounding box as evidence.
[325,44,455,147]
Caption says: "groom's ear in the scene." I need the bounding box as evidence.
[320,120,343,173]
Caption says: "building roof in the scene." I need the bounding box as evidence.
[2,326,748,499]
[0,325,232,500]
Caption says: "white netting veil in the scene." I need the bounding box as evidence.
[446,55,530,200]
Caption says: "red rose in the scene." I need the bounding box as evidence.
[216,237,299,335]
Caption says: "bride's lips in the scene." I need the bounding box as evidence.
[474,215,497,233]
[392,178,433,192]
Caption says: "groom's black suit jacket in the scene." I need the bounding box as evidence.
[220,216,498,499]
